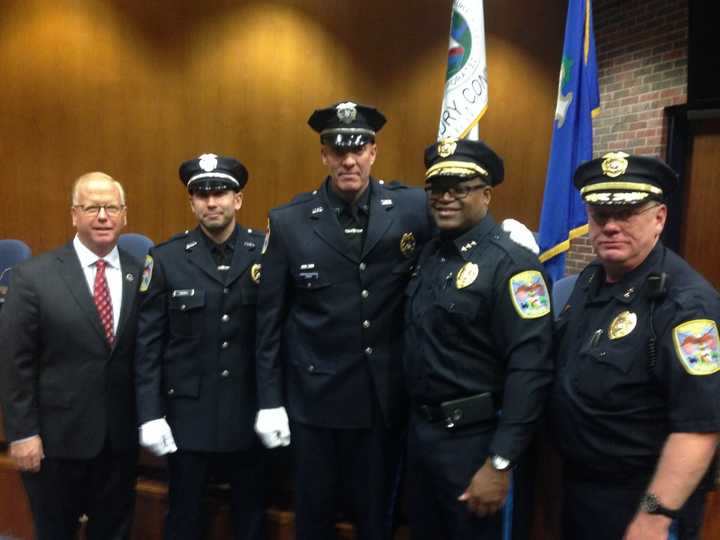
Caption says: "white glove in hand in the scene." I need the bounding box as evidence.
[255,407,291,448]
[502,218,540,255]
[139,418,178,456]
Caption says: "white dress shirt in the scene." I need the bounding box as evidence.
[73,235,123,333]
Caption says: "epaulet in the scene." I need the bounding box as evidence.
[274,190,317,211]
[245,227,265,239]
[384,179,408,190]
[153,230,190,249]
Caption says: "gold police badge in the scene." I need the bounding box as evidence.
[400,232,416,258]
[250,263,261,284]
[437,137,458,158]
[455,262,479,289]
[601,151,629,178]
[608,311,637,340]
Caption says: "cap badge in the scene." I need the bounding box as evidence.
[400,232,416,258]
[437,137,458,158]
[672,319,720,375]
[601,151,629,178]
[250,263,261,284]
[198,153,219,172]
[336,102,358,124]
[609,310,637,339]
[455,262,479,289]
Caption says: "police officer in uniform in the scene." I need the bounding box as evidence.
[404,139,554,540]
[550,152,720,540]
[134,154,265,540]
[254,101,433,540]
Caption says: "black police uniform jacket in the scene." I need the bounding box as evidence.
[135,225,263,452]
[256,178,433,429]
[550,242,720,478]
[404,216,554,461]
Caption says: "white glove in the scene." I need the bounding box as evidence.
[139,418,178,456]
[502,218,540,255]
[254,407,291,448]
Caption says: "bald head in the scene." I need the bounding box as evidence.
[71,172,126,207]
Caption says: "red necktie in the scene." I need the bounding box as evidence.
[93,259,115,345]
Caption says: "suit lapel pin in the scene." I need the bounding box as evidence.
[125,273,134,282]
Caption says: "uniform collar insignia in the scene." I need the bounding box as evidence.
[311,206,324,215]
[185,240,198,251]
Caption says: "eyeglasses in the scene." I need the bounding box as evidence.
[425,183,487,200]
[588,203,660,226]
[73,204,125,217]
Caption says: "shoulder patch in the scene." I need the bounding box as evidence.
[509,270,551,319]
[139,255,154,292]
[672,319,720,376]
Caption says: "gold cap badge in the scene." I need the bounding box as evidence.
[601,151,629,178]
[437,137,458,158]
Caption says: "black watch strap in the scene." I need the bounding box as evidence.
[639,492,679,519]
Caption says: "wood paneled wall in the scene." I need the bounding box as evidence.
[0,0,564,253]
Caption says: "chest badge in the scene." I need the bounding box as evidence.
[672,319,720,376]
[400,232,416,258]
[455,262,479,289]
[509,270,550,319]
[608,311,637,340]
[250,263,261,284]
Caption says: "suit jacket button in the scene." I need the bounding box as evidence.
[221,341,229,349]
[223,288,230,294]
[180,305,187,311]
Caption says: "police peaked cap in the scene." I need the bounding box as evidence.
[424,138,504,186]
[308,101,386,150]
[179,153,248,193]
[574,152,677,206]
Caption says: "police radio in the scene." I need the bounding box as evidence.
[645,272,669,370]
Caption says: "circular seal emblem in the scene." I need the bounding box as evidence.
[198,153,218,172]
[437,137,458,158]
[455,262,479,289]
[336,102,357,125]
[250,263,261,285]
[608,310,637,340]
[446,9,473,80]
[601,151,629,178]
[400,232,416,258]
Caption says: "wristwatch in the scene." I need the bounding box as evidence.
[490,454,512,471]
[639,492,679,519]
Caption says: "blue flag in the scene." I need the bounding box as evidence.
[538,0,600,282]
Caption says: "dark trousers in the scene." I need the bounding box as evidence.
[406,413,504,540]
[164,447,266,540]
[290,420,403,540]
[562,473,709,540]
[21,445,137,540]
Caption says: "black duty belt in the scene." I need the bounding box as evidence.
[415,392,496,430]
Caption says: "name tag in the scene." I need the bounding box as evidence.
[172,289,195,297]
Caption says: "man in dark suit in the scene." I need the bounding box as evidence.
[254,102,434,540]
[0,172,141,540]
[134,154,265,540]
